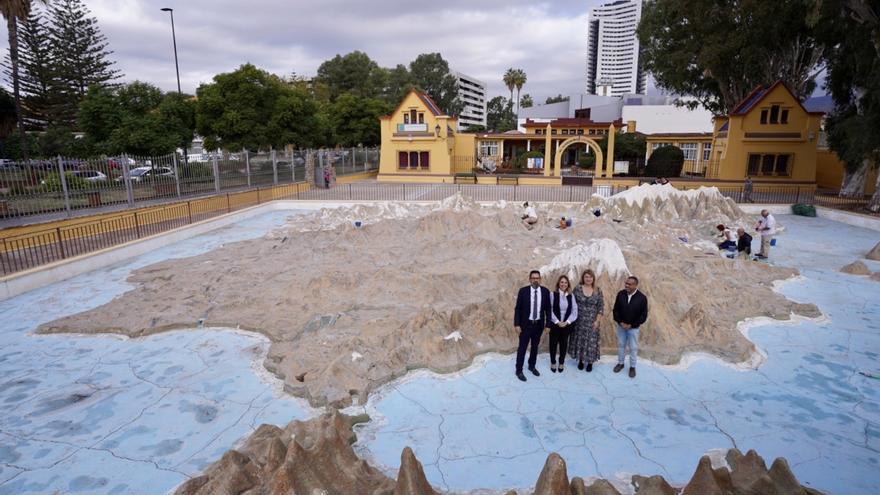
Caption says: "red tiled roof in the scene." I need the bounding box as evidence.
[730,80,825,117]
[379,88,446,120]
[522,117,623,127]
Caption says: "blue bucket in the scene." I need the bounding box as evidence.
[770,238,777,246]
[354,220,363,228]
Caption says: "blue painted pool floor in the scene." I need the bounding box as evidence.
[352,215,880,495]
[0,211,313,495]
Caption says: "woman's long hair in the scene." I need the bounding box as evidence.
[555,274,571,293]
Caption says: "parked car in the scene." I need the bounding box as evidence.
[115,166,174,183]
[108,156,136,170]
[71,170,107,182]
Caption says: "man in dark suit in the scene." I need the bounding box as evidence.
[514,270,551,382]
[612,276,649,378]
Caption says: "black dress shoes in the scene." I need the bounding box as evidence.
[613,363,624,373]
[528,367,540,377]
[578,361,585,370]
[629,367,636,378]
[586,363,593,372]
[516,372,527,382]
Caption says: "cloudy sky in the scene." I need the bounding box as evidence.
[3,0,609,102]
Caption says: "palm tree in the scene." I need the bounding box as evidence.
[513,69,527,121]
[502,68,516,113]
[1,0,46,160]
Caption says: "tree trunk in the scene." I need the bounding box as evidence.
[516,88,521,124]
[839,161,869,197]
[7,16,27,160]
[868,167,880,213]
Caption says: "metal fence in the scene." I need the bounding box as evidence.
[0,147,379,221]
[0,182,309,276]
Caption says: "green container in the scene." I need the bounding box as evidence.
[791,203,817,217]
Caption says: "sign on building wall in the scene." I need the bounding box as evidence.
[614,160,630,173]
[527,158,544,169]
[397,124,428,132]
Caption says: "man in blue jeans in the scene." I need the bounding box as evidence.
[612,276,649,378]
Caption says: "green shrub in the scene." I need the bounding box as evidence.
[645,145,684,178]
[41,172,90,192]
[578,155,595,168]
[792,203,817,217]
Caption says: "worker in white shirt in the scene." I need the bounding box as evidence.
[754,210,777,258]
[521,202,538,230]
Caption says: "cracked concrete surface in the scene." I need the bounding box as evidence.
[351,215,880,495]
[0,212,313,495]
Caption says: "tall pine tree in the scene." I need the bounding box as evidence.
[48,0,119,127]
[4,11,57,130]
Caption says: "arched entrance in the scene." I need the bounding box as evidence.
[552,136,604,177]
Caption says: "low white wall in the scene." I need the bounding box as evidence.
[816,206,880,232]
[738,204,792,216]
[739,203,880,232]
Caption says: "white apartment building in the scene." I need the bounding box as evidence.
[586,0,646,97]
[453,71,487,130]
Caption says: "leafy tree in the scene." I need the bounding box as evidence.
[462,124,487,133]
[77,81,195,156]
[512,68,527,118]
[381,64,412,105]
[269,85,321,149]
[503,68,516,112]
[409,53,462,115]
[39,125,89,156]
[486,96,515,132]
[106,82,175,156]
[326,92,391,147]
[48,0,120,126]
[5,11,55,129]
[157,92,196,154]
[196,64,320,151]
[545,94,569,104]
[1,129,40,159]
[812,0,880,207]
[520,93,534,108]
[315,51,384,101]
[196,64,285,151]
[0,86,15,138]
[638,0,823,114]
[77,84,117,150]
[646,144,684,178]
[1,0,48,158]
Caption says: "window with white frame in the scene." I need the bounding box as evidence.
[702,143,712,161]
[680,142,697,161]
[650,142,671,152]
[480,141,499,156]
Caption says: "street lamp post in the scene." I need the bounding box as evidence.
[161,7,188,166]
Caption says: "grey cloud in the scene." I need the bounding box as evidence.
[2,0,600,101]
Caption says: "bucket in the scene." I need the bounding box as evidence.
[770,238,777,246]
[566,218,573,227]
[354,220,363,228]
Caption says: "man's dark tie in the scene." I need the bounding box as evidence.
[531,288,538,321]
